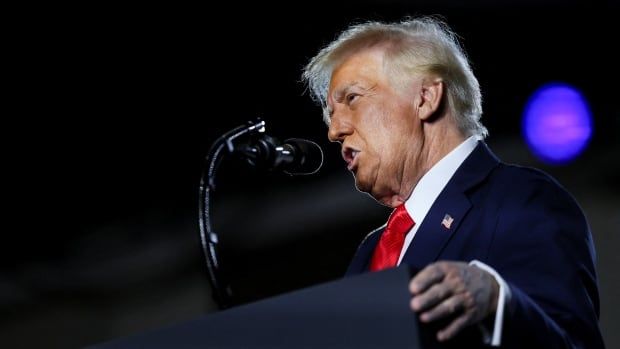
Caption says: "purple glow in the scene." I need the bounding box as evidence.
[522,83,593,164]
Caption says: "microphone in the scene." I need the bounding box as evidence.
[236,135,323,175]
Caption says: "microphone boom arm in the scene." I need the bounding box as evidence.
[198,119,266,309]
[198,119,322,309]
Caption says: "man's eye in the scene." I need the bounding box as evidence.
[346,94,359,103]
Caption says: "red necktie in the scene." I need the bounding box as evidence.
[369,204,415,271]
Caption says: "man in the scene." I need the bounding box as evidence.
[302,17,604,348]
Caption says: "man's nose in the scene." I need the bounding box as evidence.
[327,111,353,143]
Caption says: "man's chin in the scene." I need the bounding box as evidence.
[353,174,372,194]
[356,183,402,207]
[354,177,394,207]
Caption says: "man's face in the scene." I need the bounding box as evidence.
[327,48,425,206]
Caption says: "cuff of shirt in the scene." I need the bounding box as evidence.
[469,260,511,347]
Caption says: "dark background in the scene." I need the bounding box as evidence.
[4,1,619,347]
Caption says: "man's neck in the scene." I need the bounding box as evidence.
[397,125,466,205]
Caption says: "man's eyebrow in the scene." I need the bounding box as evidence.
[333,81,361,101]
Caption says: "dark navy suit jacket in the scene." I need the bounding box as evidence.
[346,142,604,348]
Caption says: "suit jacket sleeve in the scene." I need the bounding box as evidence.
[487,171,603,348]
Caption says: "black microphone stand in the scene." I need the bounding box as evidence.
[198,119,266,309]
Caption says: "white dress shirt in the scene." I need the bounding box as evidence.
[396,135,509,346]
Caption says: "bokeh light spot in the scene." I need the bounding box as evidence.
[522,83,593,164]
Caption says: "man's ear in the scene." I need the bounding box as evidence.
[417,78,444,121]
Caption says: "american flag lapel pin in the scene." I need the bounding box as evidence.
[441,214,454,229]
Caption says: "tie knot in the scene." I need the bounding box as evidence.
[386,204,415,237]
[368,204,415,272]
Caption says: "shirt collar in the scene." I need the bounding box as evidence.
[404,135,480,225]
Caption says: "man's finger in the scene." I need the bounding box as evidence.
[419,293,465,323]
[409,263,446,294]
[410,282,452,312]
[437,312,471,342]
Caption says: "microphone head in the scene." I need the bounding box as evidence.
[283,138,324,175]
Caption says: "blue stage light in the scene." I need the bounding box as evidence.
[522,83,593,164]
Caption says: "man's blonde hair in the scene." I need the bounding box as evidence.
[302,16,487,138]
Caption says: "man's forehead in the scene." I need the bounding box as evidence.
[328,49,385,95]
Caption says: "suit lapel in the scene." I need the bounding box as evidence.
[401,142,500,270]
[345,225,384,276]
[401,190,471,271]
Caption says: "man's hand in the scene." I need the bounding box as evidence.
[409,261,499,342]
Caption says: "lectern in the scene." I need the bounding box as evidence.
[91,266,447,348]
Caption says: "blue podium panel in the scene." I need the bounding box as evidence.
[91,266,422,349]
